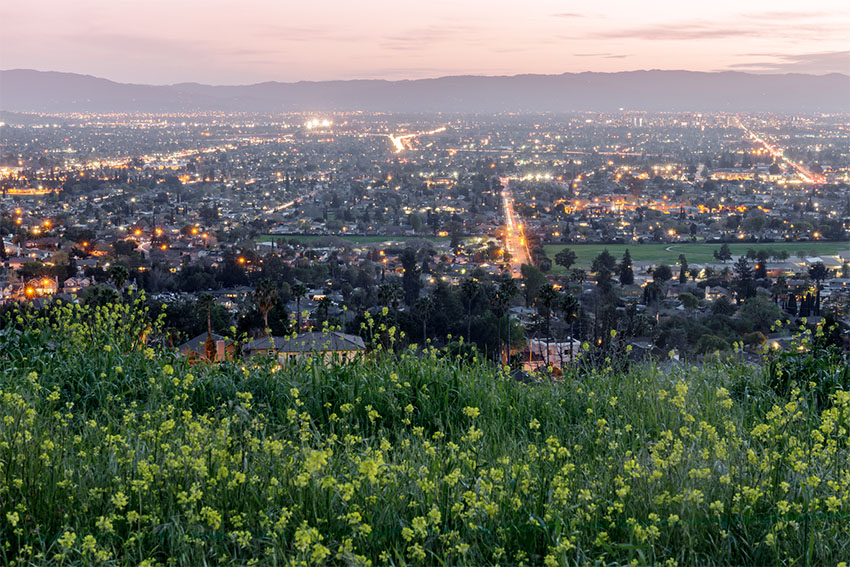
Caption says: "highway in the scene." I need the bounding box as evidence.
[500,178,531,277]
[387,126,447,153]
[736,117,825,184]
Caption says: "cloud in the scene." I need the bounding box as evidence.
[726,50,850,74]
[575,53,628,58]
[260,25,360,43]
[552,12,585,19]
[741,11,829,20]
[380,24,478,52]
[584,18,843,42]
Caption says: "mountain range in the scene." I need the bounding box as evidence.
[1,69,848,114]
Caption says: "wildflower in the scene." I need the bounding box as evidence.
[462,406,480,419]
[6,512,19,527]
[82,535,97,554]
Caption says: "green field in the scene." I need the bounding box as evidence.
[543,241,850,271]
[257,234,452,245]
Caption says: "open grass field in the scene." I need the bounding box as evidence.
[257,234,451,245]
[543,241,850,272]
[2,302,849,566]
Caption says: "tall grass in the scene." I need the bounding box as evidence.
[1,302,849,566]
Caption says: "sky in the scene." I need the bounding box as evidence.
[1,0,848,84]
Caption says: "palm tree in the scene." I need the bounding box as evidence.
[558,293,580,364]
[414,295,435,343]
[291,283,307,331]
[498,278,519,366]
[490,287,506,362]
[199,293,216,360]
[108,263,129,293]
[535,284,558,368]
[253,278,278,336]
[315,296,332,327]
[460,278,479,341]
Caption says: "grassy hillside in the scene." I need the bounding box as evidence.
[1,302,849,566]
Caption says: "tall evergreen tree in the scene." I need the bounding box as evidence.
[618,249,634,285]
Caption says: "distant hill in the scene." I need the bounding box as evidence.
[1,69,848,113]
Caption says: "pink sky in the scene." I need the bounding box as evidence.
[1,0,848,84]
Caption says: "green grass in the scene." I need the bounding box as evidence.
[544,241,850,271]
[1,303,849,566]
[257,234,452,245]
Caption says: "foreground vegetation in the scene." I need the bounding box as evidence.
[1,301,849,566]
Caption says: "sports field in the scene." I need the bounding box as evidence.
[257,234,451,245]
[543,241,850,271]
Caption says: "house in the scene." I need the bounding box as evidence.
[242,336,289,357]
[253,331,367,364]
[25,277,58,298]
[705,286,731,301]
[523,338,582,372]
[63,276,92,294]
[178,332,236,362]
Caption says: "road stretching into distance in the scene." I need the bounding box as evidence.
[387,126,447,153]
[736,117,825,184]
[500,178,532,277]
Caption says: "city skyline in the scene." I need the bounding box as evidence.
[1,0,848,84]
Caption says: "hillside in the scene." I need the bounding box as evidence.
[1,301,849,566]
[2,69,848,113]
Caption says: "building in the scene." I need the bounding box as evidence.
[268,331,366,364]
[177,332,236,362]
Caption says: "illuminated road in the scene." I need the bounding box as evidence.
[500,178,531,277]
[387,126,447,153]
[736,117,825,183]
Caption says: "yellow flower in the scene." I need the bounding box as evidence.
[462,406,480,419]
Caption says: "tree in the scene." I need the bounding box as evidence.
[112,239,138,257]
[535,284,558,368]
[653,264,673,283]
[377,281,402,311]
[678,255,688,284]
[643,280,665,307]
[291,283,307,331]
[808,262,829,285]
[558,293,580,364]
[618,249,634,285]
[498,278,519,365]
[108,263,129,292]
[521,264,547,305]
[460,278,479,341]
[591,249,616,274]
[712,296,736,316]
[733,256,754,301]
[253,278,279,336]
[199,293,216,360]
[554,247,576,271]
[400,248,421,306]
[315,296,332,326]
[739,296,783,334]
[678,292,699,310]
[414,295,435,342]
[714,244,732,263]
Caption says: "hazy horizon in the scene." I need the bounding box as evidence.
[2,67,850,88]
[1,0,848,84]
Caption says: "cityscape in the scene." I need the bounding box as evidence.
[2,109,849,365]
[2,1,850,565]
